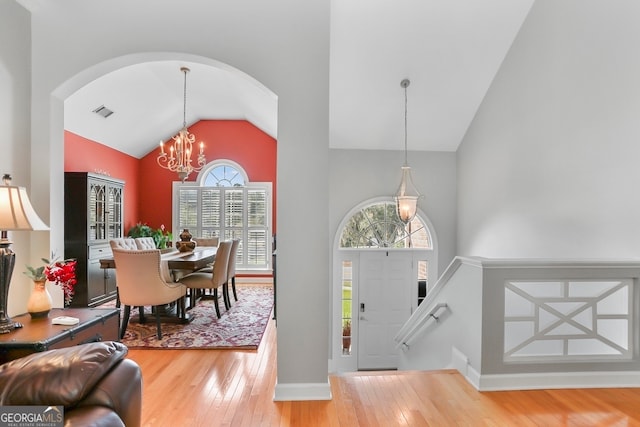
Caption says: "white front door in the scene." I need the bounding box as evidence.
[357,251,413,370]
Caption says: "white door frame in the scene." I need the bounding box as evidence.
[331,198,438,374]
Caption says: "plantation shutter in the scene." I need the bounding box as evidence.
[174,180,271,271]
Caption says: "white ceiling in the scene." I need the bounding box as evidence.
[62,0,534,159]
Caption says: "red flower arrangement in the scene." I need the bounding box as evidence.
[25,257,78,306]
[46,259,77,306]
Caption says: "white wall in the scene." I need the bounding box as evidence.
[458,0,640,259]
[24,0,330,398]
[397,259,483,377]
[0,1,43,316]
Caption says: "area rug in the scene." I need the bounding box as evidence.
[105,285,273,350]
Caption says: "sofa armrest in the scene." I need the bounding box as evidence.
[64,406,125,427]
[0,341,128,407]
[77,358,142,427]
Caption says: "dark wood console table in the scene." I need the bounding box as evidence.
[0,308,119,364]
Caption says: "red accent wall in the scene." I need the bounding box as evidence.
[65,120,277,237]
[64,131,140,230]
[138,120,277,234]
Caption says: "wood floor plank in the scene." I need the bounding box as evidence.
[126,285,640,426]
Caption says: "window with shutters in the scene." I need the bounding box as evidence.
[172,160,272,272]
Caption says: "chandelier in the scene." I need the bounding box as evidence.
[395,78,422,224]
[157,66,206,182]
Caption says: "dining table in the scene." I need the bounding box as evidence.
[99,246,217,323]
[99,246,217,274]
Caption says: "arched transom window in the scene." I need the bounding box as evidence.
[203,164,246,187]
[339,201,431,249]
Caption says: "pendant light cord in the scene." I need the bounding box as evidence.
[181,67,189,128]
[401,79,410,166]
[404,82,408,166]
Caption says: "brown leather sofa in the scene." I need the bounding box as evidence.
[0,341,142,427]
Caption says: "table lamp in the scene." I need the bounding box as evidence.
[0,173,49,333]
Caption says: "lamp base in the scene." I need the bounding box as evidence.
[0,320,16,334]
[0,240,17,334]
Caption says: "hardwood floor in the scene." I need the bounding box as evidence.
[127,307,640,426]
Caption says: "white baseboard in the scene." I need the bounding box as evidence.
[450,346,481,389]
[465,365,481,389]
[273,381,332,401]
[477,371,640,391]
[450,346,468,374]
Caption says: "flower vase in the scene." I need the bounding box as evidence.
[176,229,196,253]
[27,280,52,318]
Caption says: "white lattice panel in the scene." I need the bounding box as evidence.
[504,280,633,362]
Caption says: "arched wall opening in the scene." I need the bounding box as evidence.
[48,52,277,260]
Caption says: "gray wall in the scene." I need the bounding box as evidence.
[458,0,640,259]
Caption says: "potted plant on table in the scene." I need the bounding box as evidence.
[152,225,173,249]
[127,223,173,249]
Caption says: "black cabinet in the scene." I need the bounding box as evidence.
[65,173,124,307]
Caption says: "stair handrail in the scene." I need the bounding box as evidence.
[394,256,482,348]
[398,302,448,350]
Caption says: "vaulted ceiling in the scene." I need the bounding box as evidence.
[61,0,534,159]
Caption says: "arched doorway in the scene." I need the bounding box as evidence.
[51,53,277,257]
[333,198,438,372]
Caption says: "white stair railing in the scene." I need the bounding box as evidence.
[397,302,448,350]
[395,257,640,391]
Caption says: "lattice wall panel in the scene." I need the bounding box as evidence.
[503,280,632,362]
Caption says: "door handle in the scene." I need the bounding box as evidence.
[360,303,365,312]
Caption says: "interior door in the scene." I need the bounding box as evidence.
[358,251,413,370]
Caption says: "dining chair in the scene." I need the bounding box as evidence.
[109,238,138,250]
[193,237,219,247]
[178,240,232,318]
[112,248,187,339]
[192,237,219,278]
[227,239,241,302]
[134,237,157,250]
[108,239,138,308]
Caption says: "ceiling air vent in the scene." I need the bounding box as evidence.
[92,105,114,118]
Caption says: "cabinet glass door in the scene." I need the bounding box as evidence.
[88,182,107,241]
[107,185,123,239]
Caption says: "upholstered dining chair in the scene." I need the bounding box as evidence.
[134,237,156,250]
[192,237,219,247]
[178,240,232,318]
[227,239,241,302]
[191,237,219,278]
[108,238,138,307]
[109,238,138,250]
[112,248,187,339]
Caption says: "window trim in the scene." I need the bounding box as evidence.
[171,161,272,273]
[198,159,249,187]
[338,198,434,249]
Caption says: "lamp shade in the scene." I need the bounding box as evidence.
[0,185,49,231]
[395,165,420,224]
